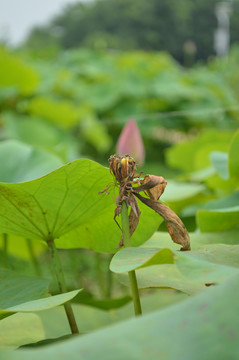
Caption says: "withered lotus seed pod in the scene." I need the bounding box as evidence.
[109,154,136,183]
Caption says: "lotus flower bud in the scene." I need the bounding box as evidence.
[116,118,145,165]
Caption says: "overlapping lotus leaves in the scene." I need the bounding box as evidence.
[2,274,239,360]
[0,269,49,309]
[0,291,186,350]
[117,264,208,294]
[110,233,239,293]
[110,242,239,273]
[0,290,82,321]
[0,269,82,321]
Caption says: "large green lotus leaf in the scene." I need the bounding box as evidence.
[118,264,207,294]
[0,159,160,252]
[187,166,215,182]
[195,142,230,171]
[203,192,239,210]
[0,140,63,183]
[110,243,239,292]
[0,313,45,350]
[0,290,186,349]
[0,235,46,260]
[4,273,239,360]
[162,180,205,202]
[182,192,239,218]
[0,290,82,320]
[28,96,81,128]
[205,172,238,193]
[110,247,174,273]
[144,229,239,250]
[150,233,239,270]
[0,48,39,95]
[37,291,186,337]
[0,269,49,309]
[111,245,239,284]
[3,113,62,148]
[80,81,121,112]
[165,130,233,172]
[229,129,239,178]
[79,114,112,153]
[56,198,162,252]
[174,252,238,284]
[197,206,239,232]
[161,180,205,212]
[210,151,229,179]
[189,244,239,268]
[2,113,78,162]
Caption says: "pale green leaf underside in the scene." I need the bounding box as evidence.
[210,151,229,180]
[197,207,239,232]
[110,241,239,273]
[0,140,63,183]
[0,291,186,350]
[0,269,49,309]
[0,290,82,320]
[2,274,239,360]
[110,231,239,293]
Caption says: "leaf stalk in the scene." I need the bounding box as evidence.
[121,201,142,316]
[47,237,79,334]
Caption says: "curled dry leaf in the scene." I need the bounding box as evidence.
[134,174,167,200]
[133,192,191,251]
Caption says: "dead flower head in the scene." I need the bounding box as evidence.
[100,154,190,251]
[109,154,137,183]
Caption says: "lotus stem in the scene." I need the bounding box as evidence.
[121,201,142,316]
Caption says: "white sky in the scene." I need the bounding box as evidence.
[0,0,85,45]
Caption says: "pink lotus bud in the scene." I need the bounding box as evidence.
[116,118,145,165]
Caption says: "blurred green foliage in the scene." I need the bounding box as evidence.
[0,45,239,166]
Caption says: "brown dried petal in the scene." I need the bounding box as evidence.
[133,192,190,251]
[133,174,167,200]
[117,194,141,249]
[129,195,141,236]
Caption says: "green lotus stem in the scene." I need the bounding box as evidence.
[2,233,8,268]
[26,239,42,277]
[121,201,142,316]
[47,237,79,334]
[95,252,106,298]
[106,255,113,298]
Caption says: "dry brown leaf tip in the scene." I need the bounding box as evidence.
[139,174,167,200]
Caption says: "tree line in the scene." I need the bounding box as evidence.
[25,0,239,63]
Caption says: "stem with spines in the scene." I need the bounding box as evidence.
[47,237,79,334]
[121,201,142,316]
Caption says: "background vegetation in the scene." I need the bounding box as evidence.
[25,0,239,62]
[0,0,239,358]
